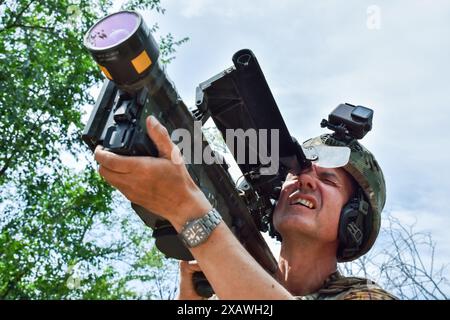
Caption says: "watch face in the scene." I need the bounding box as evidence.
[184,222,207,247]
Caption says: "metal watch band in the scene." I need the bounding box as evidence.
[200,208,222,233]
[179,208,222,248]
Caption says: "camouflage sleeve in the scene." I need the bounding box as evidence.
[340,285,398,300]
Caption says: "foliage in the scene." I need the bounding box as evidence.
[0,0,187,299]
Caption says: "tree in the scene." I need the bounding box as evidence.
[339,212,450,300]
[0,0,187,299]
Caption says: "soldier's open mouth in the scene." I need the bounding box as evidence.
[289,191,316,209]
[291,198,314,209]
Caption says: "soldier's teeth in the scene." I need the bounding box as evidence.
[293,198,314,209]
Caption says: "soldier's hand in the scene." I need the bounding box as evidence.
[94,116,211,230]
[177,260,205,300]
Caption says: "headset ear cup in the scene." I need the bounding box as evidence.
[337,191,366,260]
[338,202,355,254]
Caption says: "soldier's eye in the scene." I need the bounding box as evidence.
[323,179,337,186]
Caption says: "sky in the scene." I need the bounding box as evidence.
[135,0,450,270]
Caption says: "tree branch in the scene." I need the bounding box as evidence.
[0,0,36,32]
[0,23,55,34]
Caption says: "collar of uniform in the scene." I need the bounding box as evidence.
[295,270,342,300]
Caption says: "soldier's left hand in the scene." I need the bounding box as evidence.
[94,116,211,229]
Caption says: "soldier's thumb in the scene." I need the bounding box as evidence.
[146,116,174,160]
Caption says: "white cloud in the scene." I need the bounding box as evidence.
[176,0,209,18]
[170,0,305,19]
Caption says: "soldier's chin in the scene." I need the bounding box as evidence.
[273,215,310,235]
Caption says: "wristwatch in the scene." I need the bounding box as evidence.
[179,208,222,248]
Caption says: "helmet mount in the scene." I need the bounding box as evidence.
[321,103,374,142]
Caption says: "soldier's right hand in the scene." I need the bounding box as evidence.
[177,260,205,300]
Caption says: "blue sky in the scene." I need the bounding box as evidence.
[137,0,450,269]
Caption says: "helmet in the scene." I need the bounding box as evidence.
[310,134,386,262]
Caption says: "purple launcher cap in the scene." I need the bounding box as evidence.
[85,11,140,50]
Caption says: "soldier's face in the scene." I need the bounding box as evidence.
[273,164,355,245]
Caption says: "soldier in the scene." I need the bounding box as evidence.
[94,116,397,300]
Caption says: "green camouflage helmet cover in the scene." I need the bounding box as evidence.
[317,134,386,261]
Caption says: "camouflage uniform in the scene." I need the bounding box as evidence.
[208,271,397,300]
[207,270,397,300]
[297,271,397,300]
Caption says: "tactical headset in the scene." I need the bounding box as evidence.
[336,188,371,261]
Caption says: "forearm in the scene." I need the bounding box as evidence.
[176,221,293,300]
